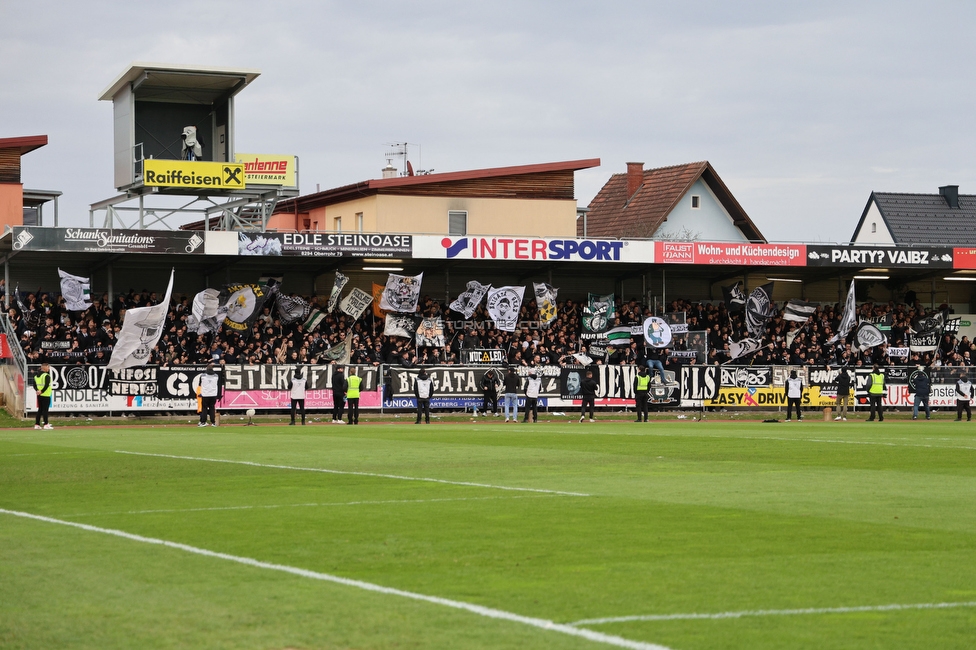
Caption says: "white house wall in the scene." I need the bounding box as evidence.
[653,179,748,242]
[852,200,895,245]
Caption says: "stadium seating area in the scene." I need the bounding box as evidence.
[7,287,972,369]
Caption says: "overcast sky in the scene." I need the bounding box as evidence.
[3,1,975,243]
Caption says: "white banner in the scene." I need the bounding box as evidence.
[107,270,174,370]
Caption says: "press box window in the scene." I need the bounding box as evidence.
[690,195,701,209]
[449,210,467,236]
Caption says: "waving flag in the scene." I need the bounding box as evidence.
[107,270,173,370]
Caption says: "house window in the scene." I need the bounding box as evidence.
[334,216,342,232]
[871,222,876,234]
[356,212,364,232]
[449,210,467,236]
[691,195,701,209]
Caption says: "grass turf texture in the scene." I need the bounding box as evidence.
[1,420,975,649]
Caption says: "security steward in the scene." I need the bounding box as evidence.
[346,367,362,425]
[633,366,651,422]
[34,362,53,430]
[866,364,886,422]
[414,367,433,424]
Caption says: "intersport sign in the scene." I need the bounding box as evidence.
[411,235,656,263]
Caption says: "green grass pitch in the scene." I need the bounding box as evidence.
[2,417,975,649]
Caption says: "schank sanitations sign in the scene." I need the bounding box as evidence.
[11,227,205,254]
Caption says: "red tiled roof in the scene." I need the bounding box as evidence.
[580,161,764,242]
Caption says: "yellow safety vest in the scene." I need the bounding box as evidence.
[347,374,362,399]
[869,372,885,395]
[34,371,52,397]
[636,374,651,391]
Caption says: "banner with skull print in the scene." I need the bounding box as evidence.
[450,280,490,319]
[486,286,525,332]
[107,270,174,370]
[380,273,424,313]
[533,282,558,327]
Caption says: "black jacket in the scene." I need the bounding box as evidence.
[503,372,520,393]
[580,376,598,399]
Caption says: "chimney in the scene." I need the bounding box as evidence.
[626,162,644,200]
[381,159,397,179]
[940,185,960,209]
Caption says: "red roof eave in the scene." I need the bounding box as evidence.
[0,135,48,155]
[277,158,600,214]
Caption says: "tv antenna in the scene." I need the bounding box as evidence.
[383,142,433,176]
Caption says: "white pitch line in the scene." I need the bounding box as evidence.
[754,435,976,451]
[0,508,671,650]
[114,450,590,497]
[62,494,554,518]
[569,601,976,626]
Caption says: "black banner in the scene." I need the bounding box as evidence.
[12,227,205,254]
[680,366,719,401]
[109,367,158,396]
[806,245,954,268]
[460,349,507,365]
[237,232,412,258]
[157,364,379,399]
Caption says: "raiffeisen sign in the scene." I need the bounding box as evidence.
[412,236,656,263]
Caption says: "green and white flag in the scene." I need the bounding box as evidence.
[303,306,327,331]
[605,326,633,347]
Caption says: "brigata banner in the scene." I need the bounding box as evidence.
[806,245,954,268]
[412,235,656,263]
[11,227,206,254]
[655,242,806,266]
[237,232,412,258]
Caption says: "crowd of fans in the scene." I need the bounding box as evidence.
[4,284,973,371]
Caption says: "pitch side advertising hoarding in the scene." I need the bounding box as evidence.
[237,232,412,258]
[11,227,206,254]
[654,241,806,266]
[412,235,656,263]
[805,245,954,268]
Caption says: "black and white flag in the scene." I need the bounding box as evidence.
[384,314,417,338]
[486,286,525,332]
[327,271,349,313]
[58,269,92,312]
[415,317,446,347]
[783,299,818,323]
[449,280,489,319]
[380,273,423,313]
[13,285,40,329]
[729,337,763,360]
[533,282,558,327]
[908,311,945,353]
[722,282,746,313]
[745,283,774,336]
[828,280,856,344]
[340,287,374,320]
[277,294,310,325]
[187,288,222,334]
[583,293,614,333]
[853,322,886,351]
[107,270,173,370]
[220,283,269,333]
